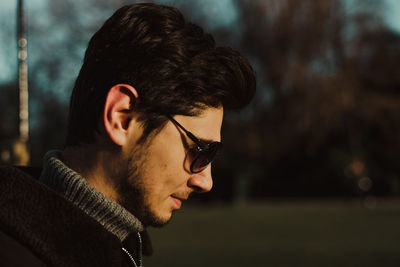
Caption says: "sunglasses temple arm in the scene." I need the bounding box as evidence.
[167,115,204,147]
[184,130,205,150]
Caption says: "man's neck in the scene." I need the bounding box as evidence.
[62,145,121,203]
[39,149,145,240]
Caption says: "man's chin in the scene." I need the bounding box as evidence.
[144,211,172,228]
[120,199,172,227]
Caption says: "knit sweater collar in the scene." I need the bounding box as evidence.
[39,150,144,241]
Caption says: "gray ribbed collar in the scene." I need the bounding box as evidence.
[39,150,144,241]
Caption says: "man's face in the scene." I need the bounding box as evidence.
[118,107,223,226]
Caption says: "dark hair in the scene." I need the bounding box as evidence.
[65,3,256,146]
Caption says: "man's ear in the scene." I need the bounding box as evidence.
[103,84,139,146]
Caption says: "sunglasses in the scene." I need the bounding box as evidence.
[167,115,222,173]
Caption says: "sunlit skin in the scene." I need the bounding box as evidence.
[122,108,223,225]
[62,84,223,226]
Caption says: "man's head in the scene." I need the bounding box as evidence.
[63,3,255,226]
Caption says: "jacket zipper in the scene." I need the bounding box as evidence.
[122,232,143,267]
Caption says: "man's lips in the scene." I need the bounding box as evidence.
[171,195,187,209]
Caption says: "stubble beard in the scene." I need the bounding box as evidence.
[116,144,170,228]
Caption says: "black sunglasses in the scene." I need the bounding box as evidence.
[167,115,222,173]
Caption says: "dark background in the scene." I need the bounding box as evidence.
[1,0,400,201]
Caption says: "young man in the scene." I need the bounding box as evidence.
[0,3,255,266]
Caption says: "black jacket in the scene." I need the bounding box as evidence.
[0,166,152,267]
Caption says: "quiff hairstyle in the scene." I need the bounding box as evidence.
[65,3,256,146]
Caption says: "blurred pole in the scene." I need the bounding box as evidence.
[14,0,30,165]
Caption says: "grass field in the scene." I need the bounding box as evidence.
[144,199,400,267]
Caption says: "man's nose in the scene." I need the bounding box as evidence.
[187,165,213,193]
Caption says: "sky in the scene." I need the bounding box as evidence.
[0,0,400,86]
[385,0,400,32]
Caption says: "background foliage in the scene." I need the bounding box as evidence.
[1,0,400,200]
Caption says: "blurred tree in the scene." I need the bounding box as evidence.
[218,0,400,198]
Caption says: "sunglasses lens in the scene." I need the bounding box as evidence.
[191,143,221,173]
